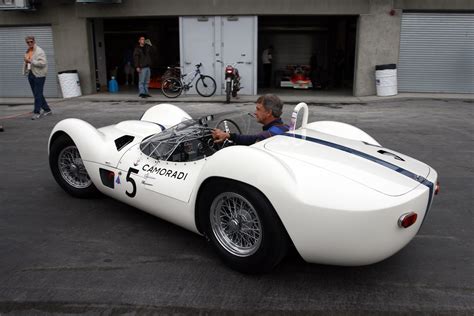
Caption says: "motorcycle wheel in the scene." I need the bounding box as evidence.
[225,81,231,104]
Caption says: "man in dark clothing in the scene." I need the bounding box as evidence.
[133,36,153,98]
[212,94,289,145]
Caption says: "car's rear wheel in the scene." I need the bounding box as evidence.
[49,134,99,198]
[199,179,288,273]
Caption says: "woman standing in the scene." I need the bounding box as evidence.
[23,35,52,120]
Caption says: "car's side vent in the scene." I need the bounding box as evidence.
[115,135,135,151]
[99,168,115,189]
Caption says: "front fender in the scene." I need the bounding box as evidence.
[48,118,114,165]
[140,103,191,128]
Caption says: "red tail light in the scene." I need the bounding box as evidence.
[435,181,440,195]
[225,66,233,74]
[398,212,418,228]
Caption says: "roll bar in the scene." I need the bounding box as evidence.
[289,102,309,131]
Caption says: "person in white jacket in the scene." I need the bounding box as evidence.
[23,36,52,120]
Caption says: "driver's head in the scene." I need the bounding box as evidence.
[255,94,283,125]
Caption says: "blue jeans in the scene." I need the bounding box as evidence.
[28,72,51,114]
[138,67,150,95]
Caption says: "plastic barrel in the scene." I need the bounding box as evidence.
[58,70,82,98]
[375,64,397,97]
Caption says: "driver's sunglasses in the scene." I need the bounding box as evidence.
[26,40,34,43]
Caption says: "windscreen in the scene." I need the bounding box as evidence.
[139,111,255,162]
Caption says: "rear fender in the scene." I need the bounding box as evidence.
[195,145,297,232]
[305,121,381,146]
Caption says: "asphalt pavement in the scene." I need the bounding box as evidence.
[0,95,473,315]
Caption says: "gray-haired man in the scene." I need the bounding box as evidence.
[212,94,289,145]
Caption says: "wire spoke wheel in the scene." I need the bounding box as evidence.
[58,146,92,189]
[201,180,288,273]
[210,192,262,257]
[196,75,216,97]
[162,78,182,98]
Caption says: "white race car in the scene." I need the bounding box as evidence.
[48,103,439,273]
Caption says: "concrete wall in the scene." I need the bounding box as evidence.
[0,1,95,94]
[352,0,473,96]
[1,0,472,96]
[394,0,474,11]
[75,0,370,17]
[353,0,402,96]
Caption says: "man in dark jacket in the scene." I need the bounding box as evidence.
[212,94,289,145]
[133,36,153,98]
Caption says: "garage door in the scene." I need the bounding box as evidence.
[0,26,59,97]
[180,16,257,95]
[398,13,474,93]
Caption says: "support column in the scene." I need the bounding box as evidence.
[353,0,401,96]
[93,19,107,91]
[52,7,95,95]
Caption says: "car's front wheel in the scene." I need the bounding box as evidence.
[49,134,99,198]
[200,180,288,273]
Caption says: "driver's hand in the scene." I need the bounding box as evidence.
[212,128,230,144]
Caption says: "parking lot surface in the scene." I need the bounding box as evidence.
[0,98,473,315]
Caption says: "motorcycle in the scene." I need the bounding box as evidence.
[218,60,244,103]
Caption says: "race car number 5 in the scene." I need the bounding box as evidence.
[126,167,139,198]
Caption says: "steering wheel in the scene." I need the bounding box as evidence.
[214,119,242,149]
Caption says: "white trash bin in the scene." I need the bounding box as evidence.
[58,70,82,98]
[375,64,397,97]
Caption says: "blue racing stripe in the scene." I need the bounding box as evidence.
[282,133,434,214]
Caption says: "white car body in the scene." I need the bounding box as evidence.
[48,103,438,271]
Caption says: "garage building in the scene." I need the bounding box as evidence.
[0,0,472,98]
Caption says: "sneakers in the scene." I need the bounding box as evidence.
[144,94,152,98]
[139,94,146,98]
[31,113,41,120]
[31,110,52,120]
[41,110,52,117]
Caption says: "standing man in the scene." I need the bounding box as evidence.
[261,45,273,88]
[133,36,153,98]
[212,94,289,145]
[23,36,52,120]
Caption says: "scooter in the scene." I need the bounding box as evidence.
[218,60,244,103]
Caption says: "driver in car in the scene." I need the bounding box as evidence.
[212,94,289,145]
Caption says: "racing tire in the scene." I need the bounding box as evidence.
[199,179,289,273]
[225,81,231,103]
[161,78,183,98]
[196,75,217,97]
[49,134,100,198]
